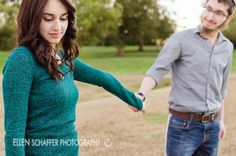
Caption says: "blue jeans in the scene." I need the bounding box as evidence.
[166,115,220,156]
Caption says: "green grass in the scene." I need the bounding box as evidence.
[0,46,159,74]
[233,51,236,71]
[144,113,167,123]
[78,46,158,74]
[0,51,10,72]
[0,47,236,74]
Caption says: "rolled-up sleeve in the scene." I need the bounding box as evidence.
[146,33,181,84]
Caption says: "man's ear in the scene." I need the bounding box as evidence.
[226,15,234,25]
[221,15,234,30]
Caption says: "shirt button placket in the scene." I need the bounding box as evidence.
[206,48,214,105]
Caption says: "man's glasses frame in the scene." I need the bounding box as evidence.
[203,6,228,18]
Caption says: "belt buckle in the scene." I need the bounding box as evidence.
[201,113,215,123]
[201,114,209,123]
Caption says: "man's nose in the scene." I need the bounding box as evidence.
[207,11,216,20]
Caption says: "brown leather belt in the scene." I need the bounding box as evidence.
[169,108,219,123]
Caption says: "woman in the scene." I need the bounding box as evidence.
[2,0,145,155]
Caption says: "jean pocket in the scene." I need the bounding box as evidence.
[169,115,189,129]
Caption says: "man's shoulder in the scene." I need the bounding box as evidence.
[220,34,234,51]
[170,28,195,39]
[167,28,195,44]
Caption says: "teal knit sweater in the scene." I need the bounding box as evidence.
[2,46,143,156]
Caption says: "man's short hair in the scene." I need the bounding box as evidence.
[205,0,235,15]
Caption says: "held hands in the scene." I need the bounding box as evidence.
[129,93,146,114]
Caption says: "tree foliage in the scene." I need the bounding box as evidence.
[0,0,18,50]
[223,11,236,48]
[114,0,175,55]
[0,0,176,53]
[75,0,122,46]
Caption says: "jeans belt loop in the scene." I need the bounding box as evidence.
[211,113,215,120]
[190,113,194,121]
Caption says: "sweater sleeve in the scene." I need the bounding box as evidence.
[73,58,143,110]
[2,49,34,156]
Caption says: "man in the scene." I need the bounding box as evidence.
[132,0,235,155]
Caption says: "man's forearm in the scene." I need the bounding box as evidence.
[138,76,157,96]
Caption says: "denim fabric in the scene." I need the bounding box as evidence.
[166,115,220,156]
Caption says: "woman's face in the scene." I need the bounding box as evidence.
[39,0,68,48]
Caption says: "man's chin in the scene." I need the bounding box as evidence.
[202,24,218,32]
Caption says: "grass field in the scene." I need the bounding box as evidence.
[0,46,159,74]
[78,46,159,74]
[0,51,9,73]
[0,46,235,73]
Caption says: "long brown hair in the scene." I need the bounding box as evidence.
[17,0,79,80]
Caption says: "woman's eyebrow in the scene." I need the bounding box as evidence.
[42,12,68,16]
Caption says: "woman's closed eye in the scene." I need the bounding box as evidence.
[60,17,68,21]
[43,17,53,22]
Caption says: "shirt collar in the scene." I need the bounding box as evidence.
[193,25,227,42]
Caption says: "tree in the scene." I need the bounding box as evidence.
[155,10,176,46]
[114,0,175,55]
[223,11,236,48]
[75,0,122,46]
[0,0,19,50]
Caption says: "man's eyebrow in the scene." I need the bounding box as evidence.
[206,5,226,13]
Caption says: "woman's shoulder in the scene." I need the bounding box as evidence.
[4,46,36,70]
[2,46,37,75]
[7,45,36,63]
[10,45,34,57]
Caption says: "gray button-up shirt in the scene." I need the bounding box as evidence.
[146,26,233,113]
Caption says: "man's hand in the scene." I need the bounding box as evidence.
[129,93,146,114]
[129,103,146,114]
[219,120,226,140]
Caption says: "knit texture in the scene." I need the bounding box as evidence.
[2,46,143,156]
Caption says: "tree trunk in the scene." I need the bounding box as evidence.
[138,39,144,52]
[116,46,125,56]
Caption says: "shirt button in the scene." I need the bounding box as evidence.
[207,84,210,88]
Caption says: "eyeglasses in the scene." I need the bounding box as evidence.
[203,6,228,18]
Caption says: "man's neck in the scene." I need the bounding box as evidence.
[200,26,220,46]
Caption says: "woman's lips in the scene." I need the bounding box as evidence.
[49,33,61,38]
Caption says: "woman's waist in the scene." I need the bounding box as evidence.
[26,123,77,139]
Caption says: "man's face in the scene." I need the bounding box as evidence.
[201,0,230,31]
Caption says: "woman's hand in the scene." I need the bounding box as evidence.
[129,93,146,114]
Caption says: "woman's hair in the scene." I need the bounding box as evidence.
[17,0,79,80]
